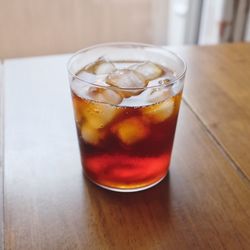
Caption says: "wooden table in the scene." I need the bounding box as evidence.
[0,43,250,250]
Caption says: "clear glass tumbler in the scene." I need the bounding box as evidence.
[67,43,186,192]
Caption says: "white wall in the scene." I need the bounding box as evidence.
[166,0,203,45]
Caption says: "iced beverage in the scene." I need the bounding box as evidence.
[67,44,186,191]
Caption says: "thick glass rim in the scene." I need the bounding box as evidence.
[67,42,187,90]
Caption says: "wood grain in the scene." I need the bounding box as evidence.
[3,54,250,249]
[0,61,4,250]
[172,43,250,179]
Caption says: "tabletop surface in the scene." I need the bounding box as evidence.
[0,43,250,250]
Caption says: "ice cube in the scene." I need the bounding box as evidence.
[84,58,116,75]
[83,102,120,129]
[106,69,146,97]
[112,117,149,145]
[143,97,175,123]
[94,60,115,75]
[78,101,121,145]
[71,78,122,105]
[135,62,163,81]
[80,123,105,145]
[87,87,122,105]
[72,93,120,133]
[147,87,172,103]
[71,71,97,94]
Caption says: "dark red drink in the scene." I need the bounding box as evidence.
[68,44,186,191]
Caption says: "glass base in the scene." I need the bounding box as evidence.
[84,174,167,192]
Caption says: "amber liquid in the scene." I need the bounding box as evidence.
[72,92,182,190]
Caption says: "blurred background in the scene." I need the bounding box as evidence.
[0,0,249,58]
